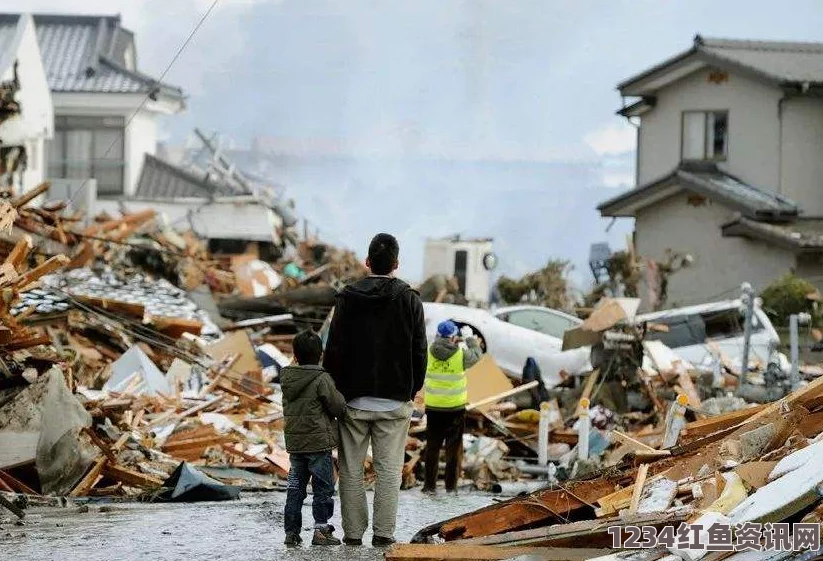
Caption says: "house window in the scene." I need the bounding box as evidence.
[47,116,125,195]
[681,111,728,161]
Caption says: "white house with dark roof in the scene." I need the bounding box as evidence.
[0,13,185,197]
[599,35,823,308]
[0,14,52,191]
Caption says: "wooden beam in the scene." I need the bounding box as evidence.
[12,182,50,209]
[680,404,767,442]
[0,470,38,496]
[436,476,615,541]
[102,464,164,489]
[610,430,669,455]
[466,381,539,412]
[0,494,25,519]
[575,369,600,418]
[4,235,32,269]
[70,457,107,497]
[15,254,70,291]
[386,544,549,561]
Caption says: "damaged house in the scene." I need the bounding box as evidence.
[0,12,292,248]
[599,35,823,308]
[0,14,53,193]
[19,13,187,199]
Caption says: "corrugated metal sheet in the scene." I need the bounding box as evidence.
[135,154,236,199]
[701,37,823,83]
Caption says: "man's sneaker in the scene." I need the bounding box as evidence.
[343,537,362,546]
[284,533,302,546]
[421,487,437,496]
[312,527,341,546]
[372,535,396,547]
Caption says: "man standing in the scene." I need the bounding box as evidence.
[422,321,481,495]
[323,233,427,547]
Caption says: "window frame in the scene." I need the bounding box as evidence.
[680,110,729,162]
[48,115,127,196]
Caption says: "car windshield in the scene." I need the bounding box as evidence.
[498,308,578,338]
[644,308,763,349]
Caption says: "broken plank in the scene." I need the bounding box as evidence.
[574,369,600,417]
[4,235,32,269]
[466,381,538,412]
[11,182,49,209]
[14,255,70,291]
[102,464,163,489]
[385,544,540,561]
[83,428,117,463]
[385,544,609,561]
[458,509,690,549]
[0,470,40,495]
[433,476,616,541]
[70,457,107,497]
[0,494,25,519]
[628,464,649,516]
[610,430,670,455]
[680,405,767,442]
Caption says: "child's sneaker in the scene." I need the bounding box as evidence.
[312,526,341,546]
[284,533,302,546]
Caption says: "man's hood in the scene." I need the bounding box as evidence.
[430,336,459,361]
[281,365,324,400]
[340,276,411,303]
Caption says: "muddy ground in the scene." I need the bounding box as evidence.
[0,490,492,561]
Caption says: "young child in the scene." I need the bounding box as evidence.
[281,329,347,546]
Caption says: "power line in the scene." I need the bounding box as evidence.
[67,0,221,205]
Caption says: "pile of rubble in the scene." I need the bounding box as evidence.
[395,298,823,561]
[0,181,367,516]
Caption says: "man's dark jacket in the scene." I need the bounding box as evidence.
[281,364,347,453]
[323,276,427,403]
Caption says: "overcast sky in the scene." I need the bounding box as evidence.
[11,0,823,285]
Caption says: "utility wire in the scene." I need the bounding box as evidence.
[67,0,221,205]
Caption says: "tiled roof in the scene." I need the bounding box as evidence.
[598,162,798,220]
[0,14,183,98]
[722,215,823,252]
[135,154,236,199]
[618,35,823,96]
[698,36,823,84]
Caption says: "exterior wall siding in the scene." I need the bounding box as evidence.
[637,68,782,190]
[634,193,795,309]
[780,96,823,214]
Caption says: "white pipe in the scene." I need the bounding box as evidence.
[538,402,550,467]
[578,397,590,461]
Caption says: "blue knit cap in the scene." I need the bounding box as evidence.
[437,320,459,338]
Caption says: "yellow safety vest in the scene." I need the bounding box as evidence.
[424,347,468,409]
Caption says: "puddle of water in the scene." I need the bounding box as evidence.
[0,490,493,561]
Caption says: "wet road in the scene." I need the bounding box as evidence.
[1,490,493,561]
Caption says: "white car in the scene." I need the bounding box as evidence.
[637,299,781,370]
[422,303,591,386]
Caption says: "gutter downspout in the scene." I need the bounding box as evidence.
[777,92,787,195]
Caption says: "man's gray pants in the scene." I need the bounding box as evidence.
[337,402,413,540]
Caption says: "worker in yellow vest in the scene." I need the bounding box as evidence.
[422,320,482,495]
